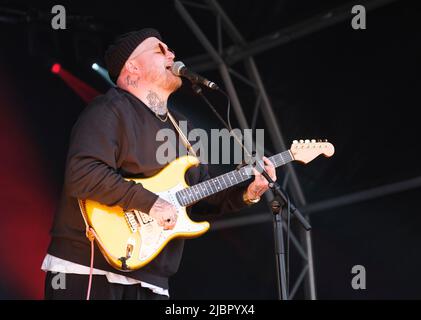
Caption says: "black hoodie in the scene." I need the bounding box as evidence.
[47,87,249,289]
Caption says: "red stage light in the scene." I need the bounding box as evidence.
[51,63,61,74]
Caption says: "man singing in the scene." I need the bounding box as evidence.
[42,28,276,300]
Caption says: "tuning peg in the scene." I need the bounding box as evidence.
[311,139,316,143]
[299,139,304,143]
[293,140,298,144]
[324,139,328,142]
[305,139,310,143]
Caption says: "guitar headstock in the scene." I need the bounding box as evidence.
[290,139,335,164]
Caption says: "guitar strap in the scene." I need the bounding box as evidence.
[78,199,96,300]
[167,111,198,158]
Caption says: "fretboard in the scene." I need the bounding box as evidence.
[175,150,293,207]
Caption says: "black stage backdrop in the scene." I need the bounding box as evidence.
[0,0,419,299]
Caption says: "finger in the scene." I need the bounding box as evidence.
[253,178,268,193]
[263,163,276,181]
[168,216,177,225]
[263,157,274,168]
[160,219,168,229]
[263,158,275,172]
[252,167,261,179]
[263,157,275,171]
[167,219,176,230]
[165,216,175,224]
[163,220,173,230]
[164,214,177,228]
[265,167,276,181]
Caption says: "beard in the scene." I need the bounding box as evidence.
[143,66,182,93]
[164,72,182,92]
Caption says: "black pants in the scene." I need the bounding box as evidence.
[44,271,169,300]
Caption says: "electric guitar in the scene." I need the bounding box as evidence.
[78,139,334,271]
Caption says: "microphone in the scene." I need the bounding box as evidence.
[171,61,219,90]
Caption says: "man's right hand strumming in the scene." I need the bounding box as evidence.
[149,197,178,230]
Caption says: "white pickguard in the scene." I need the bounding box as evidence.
[136,184,203,262]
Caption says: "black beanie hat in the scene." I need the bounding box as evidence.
[104,28,162,83]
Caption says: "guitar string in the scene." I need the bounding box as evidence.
[176,150,293,206]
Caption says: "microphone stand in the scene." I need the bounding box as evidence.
[190,83,311,300]
[258,169,311,300]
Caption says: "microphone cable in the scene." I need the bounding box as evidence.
[193,83,292,299]
[191,84,254,162]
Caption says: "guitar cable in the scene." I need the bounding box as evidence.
[85,227,96,300]
[191,84,253,161]
[286,191,291,297]
[87,235,94,300]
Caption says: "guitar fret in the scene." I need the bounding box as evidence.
[187,188,194,202]
[228,172,236,185]
[238,169,244,181]
[178,189,185,206]
[193,186,200,201]
[200,183,208,197]
[280,151,291,165]
[210,179,218,193]
[280,153,285,165]
[222,173,230,187]
[202,181,208,195]
[234,171,240,183]
[190,186,197,201]
[206,180,215,194]
[214,178,222,192]
[219,175,228,189]
[182,189,188,205]
[270,155,279,167]
[193,186,202,201]
[274,155,281,167]
[216,176,222,190]
[239,167,250,180]
[201,185,206,197]
[233,172,240,183]
[175,150,295,207]
[178,190,185,206]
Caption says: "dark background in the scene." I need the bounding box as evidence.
[0,0,420,299]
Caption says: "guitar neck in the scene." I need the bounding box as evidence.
[175,150,294,207]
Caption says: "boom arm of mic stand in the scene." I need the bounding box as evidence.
[191,83,310,230]
[259,168,312,231]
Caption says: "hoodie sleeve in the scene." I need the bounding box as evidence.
[64,99,158,213]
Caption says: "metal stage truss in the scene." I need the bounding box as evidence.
[174,0,402,300]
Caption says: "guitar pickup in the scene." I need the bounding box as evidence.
[124,211,139,232]
[134,210,154,225]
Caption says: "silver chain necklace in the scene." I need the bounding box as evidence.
[154,112,168,122]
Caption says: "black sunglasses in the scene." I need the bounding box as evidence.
[158,43,175,56]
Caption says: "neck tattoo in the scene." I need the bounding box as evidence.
[146,90,168,116]
[126,75,139,88]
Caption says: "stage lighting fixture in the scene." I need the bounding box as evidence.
[51,63,61,74]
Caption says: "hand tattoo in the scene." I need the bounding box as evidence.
[152,198,172,210]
